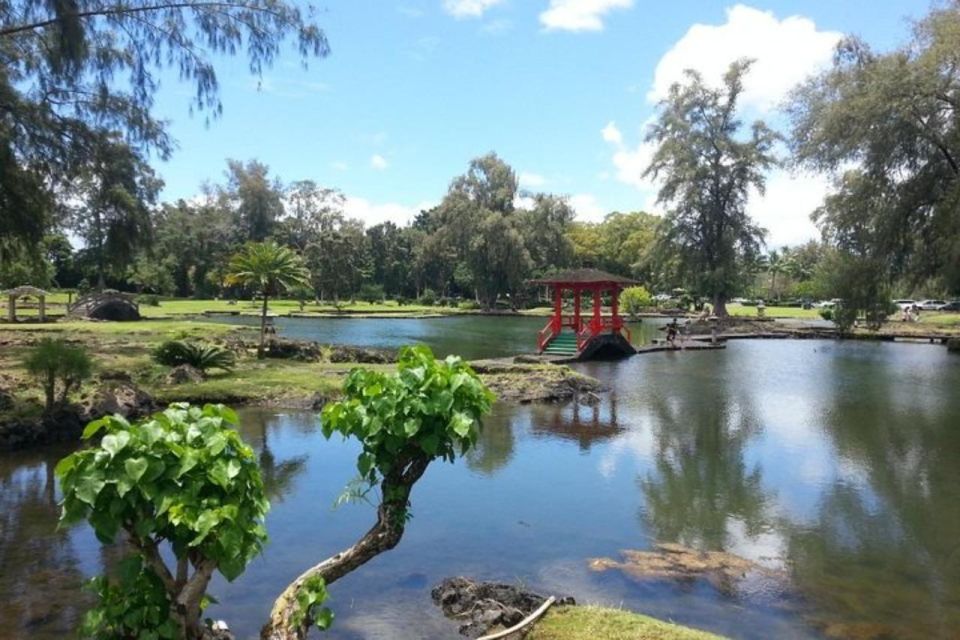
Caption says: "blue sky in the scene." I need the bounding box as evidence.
[150,0,927,247]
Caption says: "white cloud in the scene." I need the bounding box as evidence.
[519,172,547,188]
[443,0,504,19]
[569,193,606,222]
[343,197,435,227]
[540,0,633,33]
[601,5,841,244]
[601,121,622,145]
[648,4,842,112]
[370,154,389,170]
[747,170,828,247]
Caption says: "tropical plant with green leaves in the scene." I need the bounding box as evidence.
[152,340,236,373]
[22,337,93,411]
[262,346,495,640]
[226,241,310,358]
[56,404,270,640]
[620,286,654,318]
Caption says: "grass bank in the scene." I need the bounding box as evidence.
[0,318,598,416]
[528,606,726,640]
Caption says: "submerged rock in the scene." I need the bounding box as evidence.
[948,338,959,353]
[432,577,574,638]
[589,543,787,596]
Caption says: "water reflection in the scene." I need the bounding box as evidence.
[781,344,960,639]
[243,411,309,503]
[2,340,960,640]
[0,447,90,639]
[529,397,625,451]
[638,361,772,553]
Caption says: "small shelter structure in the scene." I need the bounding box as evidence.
[4,286,49,322]
[528,269,637,360]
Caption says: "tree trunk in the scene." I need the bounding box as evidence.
[713,294,728,318]
[44,371,55,412]
[258,294,269,359]
[261,458,429,640]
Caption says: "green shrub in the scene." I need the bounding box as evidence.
[819,308,834,321]
[137,294,161,306]
[395,296,409,306]
[621,286,653,318]
[22,338,93,411]
[58,404,269,640]
[420,289,436,306]
[358,284,385,304]
[459,300,481,310]
[152,340,235,372]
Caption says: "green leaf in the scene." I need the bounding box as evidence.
[101,431,131,457]
[315,607,335,630]
[75,474,106,506]
[82,417,108,440]
[450,412,473,438]
[124,457,149,482]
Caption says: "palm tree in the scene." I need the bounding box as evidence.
[226,241,310,358]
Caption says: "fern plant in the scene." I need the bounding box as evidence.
[152,340,235,372]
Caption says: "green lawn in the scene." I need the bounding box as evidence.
[4,296,462,318]
[528,606,726,640]
[726,303,821,319]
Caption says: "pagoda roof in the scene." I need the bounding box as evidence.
[528,268,637,286]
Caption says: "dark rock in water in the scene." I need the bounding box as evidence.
[266,338,324,361]
[166,364,205,385]
[432,577,574,638]
[86,381,157,420]
[948,338,960,353]
[328,344,396,364]
[0,404,86,451]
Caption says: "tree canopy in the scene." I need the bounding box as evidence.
[645,60,777,315]
[788,3,960,299]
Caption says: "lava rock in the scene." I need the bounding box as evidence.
[948,338,960,353]
[328,345,396,364]
[265,338,324,361]
[166,364,205,385]
[86,381,157,420]
[432,577,574,638]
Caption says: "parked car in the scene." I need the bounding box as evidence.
[917,299,947,310]
[892,299,917,310]
[938,300,960,311]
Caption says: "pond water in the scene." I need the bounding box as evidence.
[202,314,668,359]
[3,328,960,639]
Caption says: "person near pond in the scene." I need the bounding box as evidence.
[666,318,679,347]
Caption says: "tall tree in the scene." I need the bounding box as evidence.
[0,1,327,255]
[645,60,777,316]
[304,218,370,303]
[67,134,161,289]
[787,4,960,299]
[432,153,531,308]
[221,160,285,242]
[278,181,345,252]
[227,241,310,358]
[518,194,576,275]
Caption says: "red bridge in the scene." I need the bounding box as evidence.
[529,269,638,360]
